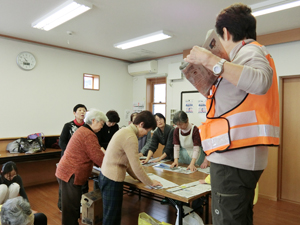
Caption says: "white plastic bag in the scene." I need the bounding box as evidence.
[175,205,204,225]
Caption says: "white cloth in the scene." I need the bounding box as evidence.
[0,183,20,204]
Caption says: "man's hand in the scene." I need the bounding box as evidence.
[184,46,214,66]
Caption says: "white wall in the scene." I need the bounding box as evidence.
[2,38,299,138]
[267,40,300,77]
[132,40,300,125]
[132,55,197,125]
[0,38,132,138]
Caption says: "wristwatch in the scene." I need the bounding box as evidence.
[213,59,227,76]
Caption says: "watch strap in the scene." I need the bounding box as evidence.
[213,59,227,76]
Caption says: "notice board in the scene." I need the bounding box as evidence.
[180,91,207,127]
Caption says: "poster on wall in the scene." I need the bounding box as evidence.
[198,100,207,114]
[133,102,145,113]
[181,91,207,126]
[185,99,194,113]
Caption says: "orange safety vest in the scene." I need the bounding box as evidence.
[199,41,280,156]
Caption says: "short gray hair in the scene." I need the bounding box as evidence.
[1,196,32,225]
[173,110,188,125]
[85,108,108,125]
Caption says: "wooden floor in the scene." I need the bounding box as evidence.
[25,180,300,225]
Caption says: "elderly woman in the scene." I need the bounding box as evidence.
[0,161,28,204]
[56,109,107,225]
[100,110,162,225]
[170,111,208,172]
[0,196,47,225]
[141,113,174,163]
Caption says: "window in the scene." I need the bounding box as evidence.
[146,77,166,116]
[83,74,100,90]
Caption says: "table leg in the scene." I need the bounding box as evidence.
[169,199,183,225]
[205,194,209,223]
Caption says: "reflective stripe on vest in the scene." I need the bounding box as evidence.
[200,41,280,155]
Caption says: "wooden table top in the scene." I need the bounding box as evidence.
[123,163,210,203]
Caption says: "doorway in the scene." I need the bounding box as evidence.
[279,76,300,203]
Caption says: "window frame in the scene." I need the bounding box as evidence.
[146,77,166,115]
[83,73,100,91]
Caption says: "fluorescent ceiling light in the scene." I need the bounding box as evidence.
[251,0,300,16]
[114,30,172,50]
[32,0,92,31]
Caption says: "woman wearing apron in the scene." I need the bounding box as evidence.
[170,111,208,171]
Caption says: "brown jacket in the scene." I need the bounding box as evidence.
[56,125,104,185]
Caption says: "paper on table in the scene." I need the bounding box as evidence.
[145,173,178,189]
[153,163,196,174]
[197,166,210,174]
[142,158,171,167]
[167,181,211,198]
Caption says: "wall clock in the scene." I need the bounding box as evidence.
[16,51,37,70]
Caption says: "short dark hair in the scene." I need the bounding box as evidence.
[133,111,156,130]
[106,110,120,123]
[154,113,166,123]
[173,111,188,124]
[215,3,256,42]
[73,104,87,113]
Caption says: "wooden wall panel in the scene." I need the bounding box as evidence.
[17,159,59,187]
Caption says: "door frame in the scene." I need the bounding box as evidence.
[278,75,300,201]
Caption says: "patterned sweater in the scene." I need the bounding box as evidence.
[59,119,84,156]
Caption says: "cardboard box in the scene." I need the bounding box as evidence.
[81,190,103,225]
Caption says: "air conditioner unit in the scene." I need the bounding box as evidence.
[128,60,158,76]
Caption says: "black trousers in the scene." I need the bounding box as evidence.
[58,175,82,225]
[58,180,89,210]
[210,162,263,225]
[34,213,47,225]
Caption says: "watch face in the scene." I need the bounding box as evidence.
[16,52,36,70]
[213,65,221,74]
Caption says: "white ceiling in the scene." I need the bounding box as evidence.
[1,0,299,62]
